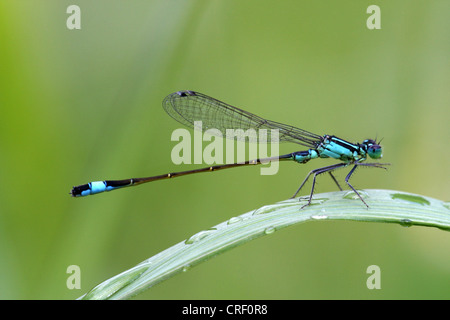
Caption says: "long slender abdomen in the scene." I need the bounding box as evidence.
[71,154,293,197]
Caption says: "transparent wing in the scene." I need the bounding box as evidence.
[162,90,322,148]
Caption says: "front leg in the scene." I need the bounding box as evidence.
[344,164,369,208]
[344,161,390,208]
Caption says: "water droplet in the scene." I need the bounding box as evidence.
[343,190,369,201]
[310,214,328,220]
[252,205,268,215]
[252,203,294,215]
[227,216,243,225]
[442,202,450,210]
[182,265,191,272]
[264,226,276,234]
[297,197,328,209]
[399,218,413,228]
[309,198,328,206]
[82,266,147,300]
[185,229,216,244]
[391,193,430,206]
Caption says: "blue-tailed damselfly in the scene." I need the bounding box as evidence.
[71,90,389,208]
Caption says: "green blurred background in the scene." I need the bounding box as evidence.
[0,0,449,299]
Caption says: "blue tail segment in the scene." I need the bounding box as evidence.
[71,180,131,197]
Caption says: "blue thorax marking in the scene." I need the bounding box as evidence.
[292,135,367,164]
[319,135,366,162]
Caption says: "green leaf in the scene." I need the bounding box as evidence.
[79,189,450,300]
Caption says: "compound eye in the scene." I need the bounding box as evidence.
[368,144,382,159]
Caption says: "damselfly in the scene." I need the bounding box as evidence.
[71,90,389,208]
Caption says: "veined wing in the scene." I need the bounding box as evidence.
[162,90,322,148]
